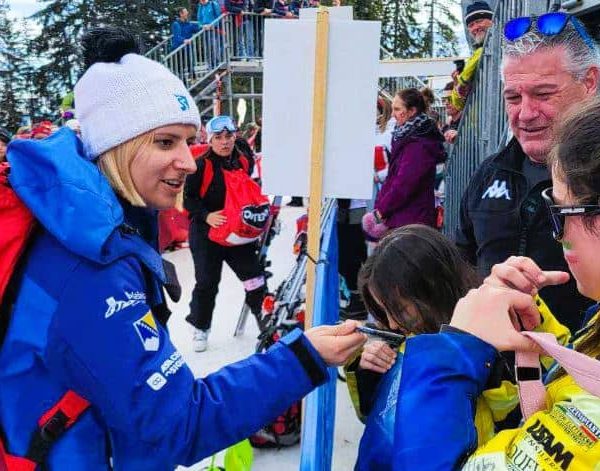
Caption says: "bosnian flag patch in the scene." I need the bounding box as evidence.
[133,312,160,352]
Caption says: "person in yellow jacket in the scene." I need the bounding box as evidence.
[392,98,600,470]
[450,1,493,111]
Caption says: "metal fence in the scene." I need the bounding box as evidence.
[162,15,230,90]
[443,0,554,237]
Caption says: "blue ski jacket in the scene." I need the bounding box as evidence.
[171,19,200,50]
[0,129,328,470]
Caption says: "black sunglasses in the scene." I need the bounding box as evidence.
[541,188,600,241]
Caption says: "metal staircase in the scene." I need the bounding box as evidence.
[146,13,266,121]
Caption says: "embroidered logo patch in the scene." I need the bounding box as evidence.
[104,291,146,319]
[175,94,190,111]
[481,179,511,200]
[146,372,167,391]
[133,312,160,352]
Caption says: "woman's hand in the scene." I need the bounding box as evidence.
[359,340,397,374]
[305,321,367,366]
[484,256,569,296]
[450,284,543,352]
[206,210,227,228]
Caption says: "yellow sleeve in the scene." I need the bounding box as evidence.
[343,349,367,423]
[533,295,571,370]
[450,47,483,111]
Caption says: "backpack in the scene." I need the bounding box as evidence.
[0,162,90,471]
[200,156,270,247]
[249,321,302,448]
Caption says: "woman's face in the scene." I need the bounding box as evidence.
[210,131,236,157]
[392,96,415,126]
[552,171,600,301]
[130,124,197,210]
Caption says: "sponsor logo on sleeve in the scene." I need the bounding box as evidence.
[105,291,146,318]
[146,372,167,391]
[161,351,184,378]
[133,312,160,352]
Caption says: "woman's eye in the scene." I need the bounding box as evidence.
[156,139,174,148]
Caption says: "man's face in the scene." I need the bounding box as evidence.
[179,8,189,21]
[443,98,460,119]
[0,141,6,162]
[467,18,492,45]
[503,47,598,163]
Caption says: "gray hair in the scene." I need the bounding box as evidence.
[502,20,600,82]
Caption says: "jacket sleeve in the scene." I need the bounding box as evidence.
[254,0,269,13]
[184,159,209,222]
[225,0,245,14]
[374,141,436,218]
[171,21,183,49]
[454,181,477,266]
[46,258,328,467]
[393,332,497,470]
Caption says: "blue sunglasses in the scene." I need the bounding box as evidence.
[206,115,237,134]
[504,12,595,51]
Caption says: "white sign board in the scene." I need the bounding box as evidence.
[261,17,381,199]
[299,5,353,20]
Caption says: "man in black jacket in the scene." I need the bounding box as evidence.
[455,14,600,334]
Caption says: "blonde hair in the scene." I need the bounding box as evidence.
[97,132,154,207]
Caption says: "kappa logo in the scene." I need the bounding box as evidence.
[133,312,160,352]
[146,372,167,391]
[175,94,189,111]
[481,179,511,200]
[104,291,146,318]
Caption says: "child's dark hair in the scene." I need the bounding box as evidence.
[358,225,480,334]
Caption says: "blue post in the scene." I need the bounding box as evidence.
[300,206,339,471]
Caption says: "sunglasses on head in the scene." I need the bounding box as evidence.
[504,12,595,51]
[541,187,600,241]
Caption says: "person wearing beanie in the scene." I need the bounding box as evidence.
[0,27,366,470]
[0,126,11,163]
[450,1,494,112]
[183,115,266,352]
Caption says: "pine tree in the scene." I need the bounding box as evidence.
[27,0,184,111]
[344,0,460,59]
[0,0,33,131]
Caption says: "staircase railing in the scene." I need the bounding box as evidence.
[145,36,172,64]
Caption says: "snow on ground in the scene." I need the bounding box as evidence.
[165,203,364,471]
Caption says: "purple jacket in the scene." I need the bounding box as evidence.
[375,131,445,229]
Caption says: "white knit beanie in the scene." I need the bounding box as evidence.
[75,53,200,159]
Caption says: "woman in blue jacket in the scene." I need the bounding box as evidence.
[0,27,365,470]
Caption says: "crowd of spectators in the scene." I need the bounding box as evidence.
[8,4,600,469]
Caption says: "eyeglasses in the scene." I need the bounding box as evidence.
[504,12,595,51]
[206,115,237,135]
[541,187,600,241]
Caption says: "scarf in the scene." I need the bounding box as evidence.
[392,113,438,143]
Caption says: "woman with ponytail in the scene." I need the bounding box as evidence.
[0,27,366,470]
[362,88,447,242]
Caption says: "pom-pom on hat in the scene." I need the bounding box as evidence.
[465,1,493,26]
[75,27,200,160]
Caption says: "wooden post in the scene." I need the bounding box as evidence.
[304,8,330,331]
